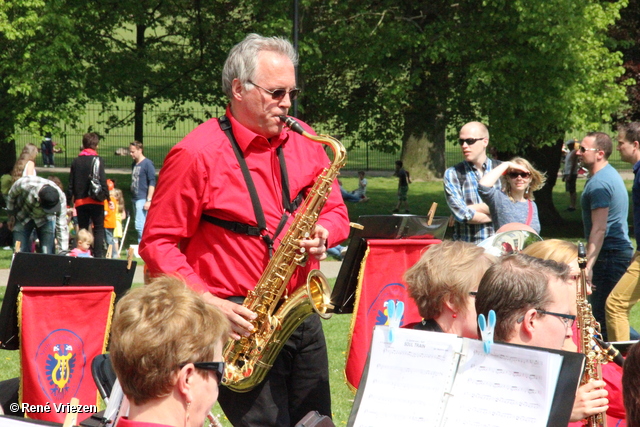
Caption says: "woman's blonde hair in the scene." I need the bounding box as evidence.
[112,188,125,214]
[501,157,546,201]
[521,239,578,265]
[404,241,496,319]
[76,228,94,245]
[110,275,230,405]
[11,144,38,182]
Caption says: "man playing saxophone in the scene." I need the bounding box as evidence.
[140,34,349,426]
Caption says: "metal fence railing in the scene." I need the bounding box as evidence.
[14,106,406,172]
[14,105,632,174]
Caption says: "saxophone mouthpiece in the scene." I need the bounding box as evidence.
[279,115,306,135]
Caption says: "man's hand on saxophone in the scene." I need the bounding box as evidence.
[299,224,329,260]
[570,379,609,422]
[202,292,257,340]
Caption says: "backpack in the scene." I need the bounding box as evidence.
[88,157,106,202]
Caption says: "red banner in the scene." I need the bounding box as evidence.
[344,239,440,390]
[19,286,114,423]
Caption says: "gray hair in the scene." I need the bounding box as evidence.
[221,33,298,98]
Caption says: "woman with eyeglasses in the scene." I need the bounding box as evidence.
[404,240,496,338]
[477,157,546,234]
[110,275,230,427]
[522,240,626,426]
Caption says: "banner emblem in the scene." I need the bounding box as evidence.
[35,329,85,402]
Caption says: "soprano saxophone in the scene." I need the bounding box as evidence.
[221,115,346,392]
[576,242,621,427]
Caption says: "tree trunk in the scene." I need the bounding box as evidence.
[522,138,565,227]
[134,23,146,143]
[0,138,16,175]
[401,112,446,181]
[134,97,144,143]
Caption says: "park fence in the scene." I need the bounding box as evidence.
[23,106,629,174]
[14,106,405,172]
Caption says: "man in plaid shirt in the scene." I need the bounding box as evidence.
[444,121,501,243]
[7,175,68,253]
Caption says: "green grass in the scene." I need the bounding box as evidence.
[1,172,639,425]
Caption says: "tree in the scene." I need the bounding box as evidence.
[62,0,279,142]
[295,0,628,224]
[0,0,86,174]
[610,0,640,124]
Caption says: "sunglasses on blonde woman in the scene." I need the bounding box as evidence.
[180,361,226,383]
[507,171,531,179]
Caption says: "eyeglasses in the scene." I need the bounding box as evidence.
[579,147,599,153]
[456,137,485,146]
[180,361,225,383]
[536,309,576,328]
[248,80,300,101]
[507,171,531,179]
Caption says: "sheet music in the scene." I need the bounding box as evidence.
[440,339,562,427]
[351,327,462,427]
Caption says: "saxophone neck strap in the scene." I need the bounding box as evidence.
[202,115,302,257]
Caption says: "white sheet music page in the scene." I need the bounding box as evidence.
[440,339,563,427]
[352,326,462,427]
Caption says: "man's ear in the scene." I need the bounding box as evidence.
[519,308,538,339]
[634,140,640,151]
[231,79,244,101]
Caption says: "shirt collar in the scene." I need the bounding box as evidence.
[464,159,489,172]
[225,106,289,153]
[634,160,640,175]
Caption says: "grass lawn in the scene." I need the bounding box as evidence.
[0,172,639,425]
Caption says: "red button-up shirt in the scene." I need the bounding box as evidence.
[139,109,350,298]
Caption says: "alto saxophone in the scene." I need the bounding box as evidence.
[576,242,621,427]
[221,115,346,392]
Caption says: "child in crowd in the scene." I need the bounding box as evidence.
[393,160,411,213]
[68,228,93,257]
[104,179,117,257]
[352,171,369,202]
[112,187,126,258]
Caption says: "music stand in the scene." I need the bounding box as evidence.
[330,215,448,314]
[0,253,136,350]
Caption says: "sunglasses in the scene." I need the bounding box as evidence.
[456,137,485,146]
[579,147,599,153]
[507,171,531,179]
[180,361,225,383]
[248,80,300,101]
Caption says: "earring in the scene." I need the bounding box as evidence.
[185,401,191,427]
[452,313,457,318]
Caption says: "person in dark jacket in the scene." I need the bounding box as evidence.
[68,132,108,257]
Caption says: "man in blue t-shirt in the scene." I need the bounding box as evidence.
[129,141,156,243]
[578,131,633,341]
[606,123,640,341]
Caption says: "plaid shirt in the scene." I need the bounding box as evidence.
[7,175,69,251]
[444,159,501,244]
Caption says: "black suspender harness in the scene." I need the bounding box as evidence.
[201,115,303,257]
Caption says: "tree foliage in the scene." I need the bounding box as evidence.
[61,0,293,141]
[293,0,628,222]
[611,0,640,124]
[0,0,86,173]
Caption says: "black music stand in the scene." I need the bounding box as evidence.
[330,214,448,314]
[0,253,136,350]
